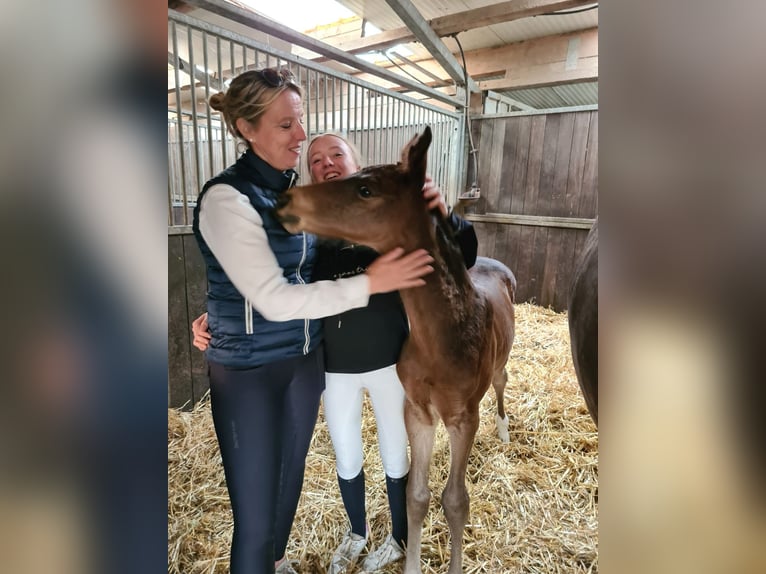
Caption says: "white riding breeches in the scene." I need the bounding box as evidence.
[323,364,409,480]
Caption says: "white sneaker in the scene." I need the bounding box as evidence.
[329,530,367,574]
[360,534,405,572]
[275,558,299,574]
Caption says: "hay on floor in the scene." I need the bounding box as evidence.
[168,303,598,573]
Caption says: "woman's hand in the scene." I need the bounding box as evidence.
[191,312,211,351]
[366,248,434,294]
[423,176,448,217]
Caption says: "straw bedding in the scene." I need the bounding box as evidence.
[168,303,598,573]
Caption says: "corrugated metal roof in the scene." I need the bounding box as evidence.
[500,80,598,109]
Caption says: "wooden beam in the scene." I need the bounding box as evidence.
[471,28,598,90]
[433,0,595,35]
[465,213,595,229]
[331,0,596,55]
[383,0,479,92]
[168,52,224,91]
[389,52,453,87]
[375,28,597,92]
[477,58,597,90]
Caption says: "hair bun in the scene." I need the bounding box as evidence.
[209,92,226,111]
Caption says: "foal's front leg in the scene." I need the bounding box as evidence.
[403,400,437,574]
[442,411,480,574]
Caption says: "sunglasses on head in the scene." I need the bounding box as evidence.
[258,67,295,88]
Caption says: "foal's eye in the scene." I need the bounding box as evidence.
[358,186,372,198]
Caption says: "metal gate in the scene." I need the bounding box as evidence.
[168,10,464,228]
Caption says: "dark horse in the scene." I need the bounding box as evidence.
[568,218,598,425]
[278,127,516,573]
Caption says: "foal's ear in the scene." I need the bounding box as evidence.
[401,126,432,184]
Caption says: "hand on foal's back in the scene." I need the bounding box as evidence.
[366,247,433,294]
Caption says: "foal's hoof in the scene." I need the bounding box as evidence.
[496,414,510,443]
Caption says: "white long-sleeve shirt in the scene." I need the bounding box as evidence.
[198,184,370,322]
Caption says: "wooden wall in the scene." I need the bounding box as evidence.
[168,232,209,409]
[463,109,598,311]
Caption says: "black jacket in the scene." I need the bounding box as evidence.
[313,213,478,373]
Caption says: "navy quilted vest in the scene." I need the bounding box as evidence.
[192,149,322,368]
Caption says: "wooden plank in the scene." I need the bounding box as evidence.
[551,112,575,217]
[536,113,561,217]
[492,220,511,271]
[467,28,598,74]
[514,224,536,303]
[504,223,523,293]
[498,117,520,215]
[579,111,599,218]
[565,112,591,216]
[527,225,549,306]
[540,227,564,309]
[483,223,499,265]
[477,57,598,91]
[485,117,507,213]
[464,213,594,229]
[183,234,210,404]
[469,28,598,90]
[507,114,537,304]
[509,115,532,216]
[488,118,511,252]
[522,114,546,216]
[553,227,586,311]
[168,235,193,409]
[476,119,495,216]
[473,221,493,259]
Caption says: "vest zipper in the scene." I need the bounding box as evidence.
[244,298,253,335]
[295,232,310,354]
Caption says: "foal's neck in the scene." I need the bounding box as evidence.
[398,212,476,337]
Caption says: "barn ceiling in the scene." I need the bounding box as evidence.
[169,0,598,111]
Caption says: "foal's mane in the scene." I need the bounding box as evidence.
[432,210,471,289]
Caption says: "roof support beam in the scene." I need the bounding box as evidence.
[168,52,224,91]
[389,51,452,87]
[180,0,462,107]
[382,0,479,93]
[471,27,598,90]
[333,0,596,55]
[378,27,597,92]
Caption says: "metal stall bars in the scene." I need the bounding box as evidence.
[168,10,465,230]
